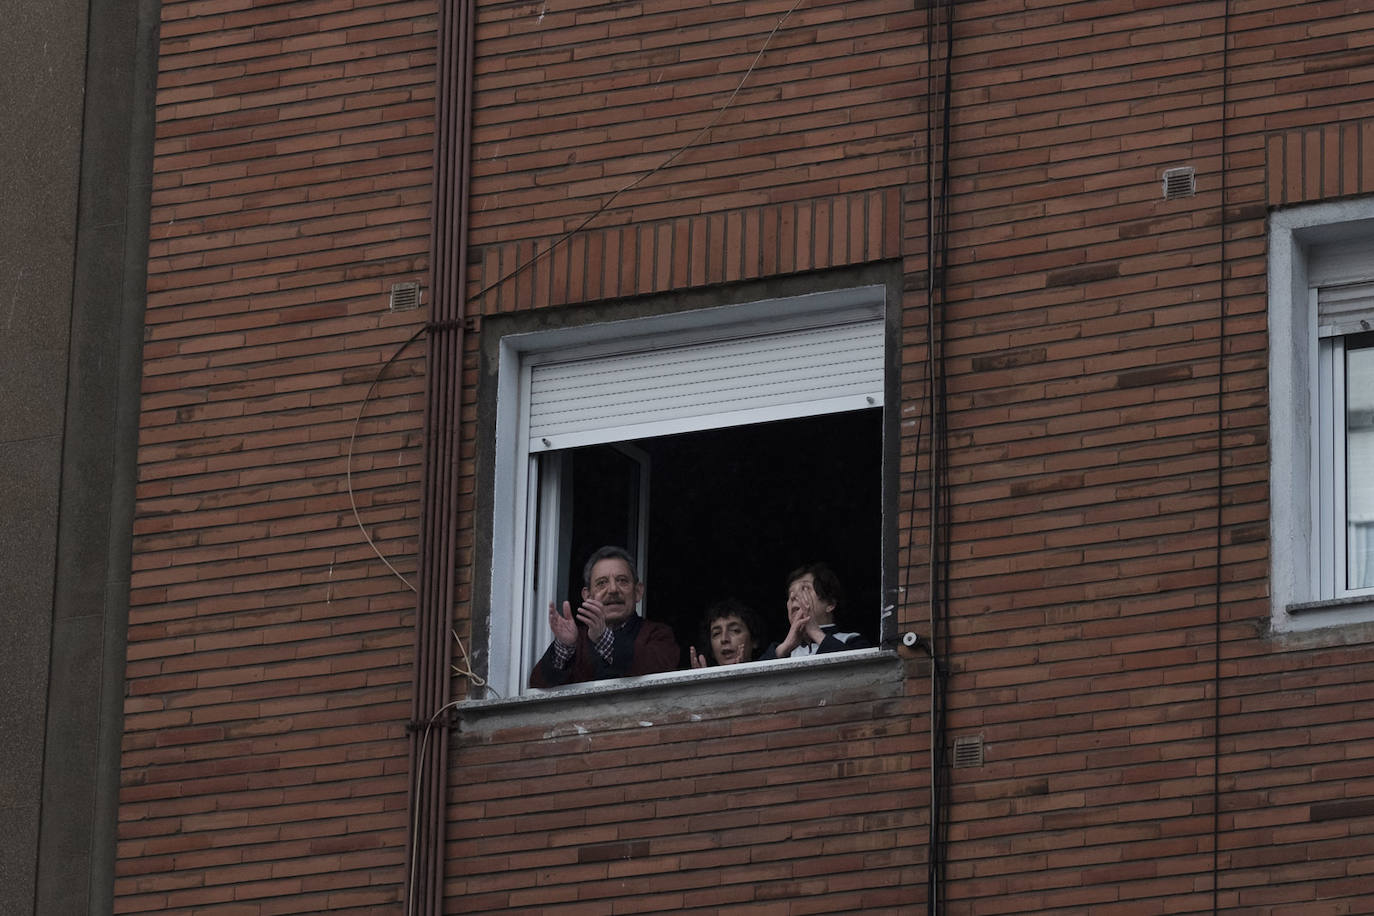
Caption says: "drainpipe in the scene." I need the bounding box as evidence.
[406,0,476,911]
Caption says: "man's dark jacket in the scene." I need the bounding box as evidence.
[529,614,680,688]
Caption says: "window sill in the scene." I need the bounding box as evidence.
[1276,594,1374,636]
[1288,594,1374,615]
[455,648,912,736]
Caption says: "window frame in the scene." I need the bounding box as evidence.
[1320,329,1374,598]
[1268,200,1374,631]
[485,284,892,697]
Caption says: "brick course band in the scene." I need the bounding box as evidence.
[469,187,902,312]
[1267,119,1374,207]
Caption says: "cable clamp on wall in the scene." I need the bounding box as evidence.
[405,708,458,733]
[424,317,468,333]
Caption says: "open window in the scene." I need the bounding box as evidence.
[486,285,892,696]
[1269,202,1374,630]
[526,442,652,680]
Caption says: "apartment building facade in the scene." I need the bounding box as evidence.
[13,0,1373,914]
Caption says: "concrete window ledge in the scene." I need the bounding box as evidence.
[454,649,914,737]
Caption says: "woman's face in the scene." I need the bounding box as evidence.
[709,614,755,665]
[787,572,835,625]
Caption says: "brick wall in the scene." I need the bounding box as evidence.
[117,0,1374,913]
[119,0,436,911]
[444,1,926,911]
[448,670,927,912]
[918,1,1374,913]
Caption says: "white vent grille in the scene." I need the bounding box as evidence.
[389,281,422,311]
[1162,167,1196,200]
[952,735,984,769]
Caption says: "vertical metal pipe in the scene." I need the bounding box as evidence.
[406,0,475,910]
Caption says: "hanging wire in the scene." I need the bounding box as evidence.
[1210,2,1233,911]
[450,628,489,691]
[388,8,814,911]
[405,697,465,916]
[348,0,807,592]
[346,326,428,595]
[923,0,957,911]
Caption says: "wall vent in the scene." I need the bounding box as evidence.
[952,735,984,769]
[1162,166,1196,200]
[389,281,422,312]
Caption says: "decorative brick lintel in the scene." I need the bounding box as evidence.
[1267,120,1374,207]
[467,188,903,313]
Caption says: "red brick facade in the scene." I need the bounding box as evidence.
[117,0,1374,913]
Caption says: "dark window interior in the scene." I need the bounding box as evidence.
[556,408,883,664]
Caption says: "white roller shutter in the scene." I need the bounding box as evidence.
[1317,283,1374,337]
[1309,238,1374,337]
[525,318,884,452]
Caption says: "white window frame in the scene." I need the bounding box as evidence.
[487,285,887,697]
[1268,200,1374,631]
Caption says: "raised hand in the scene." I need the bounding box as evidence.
[793,581,828,643]
[548,600,579,648]
[575,598,609,641]
[689,646,709,669]
[775,604,812,657]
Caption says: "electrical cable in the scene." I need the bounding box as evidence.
[900,9,955,905]
[405,697,465,916]
[924,3,942,902]
[1210,3,1233,912]
[342,331,498,706]
[450,628,489,692]
[346,325,428,596]
[899,0,937,637]
[348,0,807,586]
[924,0,957,911]
[363,11,811,910]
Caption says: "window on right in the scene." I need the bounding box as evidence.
[1269,200,1374,630]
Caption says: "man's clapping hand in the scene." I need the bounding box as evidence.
[548,597,612,647]
[549,601,579,648]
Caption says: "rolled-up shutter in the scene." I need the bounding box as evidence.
[1309,239,1374,337]
[1317,283,1374,337]
[526,318,884,452]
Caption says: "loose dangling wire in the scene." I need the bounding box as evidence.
[348,0,809,598]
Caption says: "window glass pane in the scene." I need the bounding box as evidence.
[1347,336,1374,590]
[562,444,645,605]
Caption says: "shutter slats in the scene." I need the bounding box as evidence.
[528,320,884,451]
[1317,283,1374,337]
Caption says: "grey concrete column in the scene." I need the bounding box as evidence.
[0,0,159,913]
